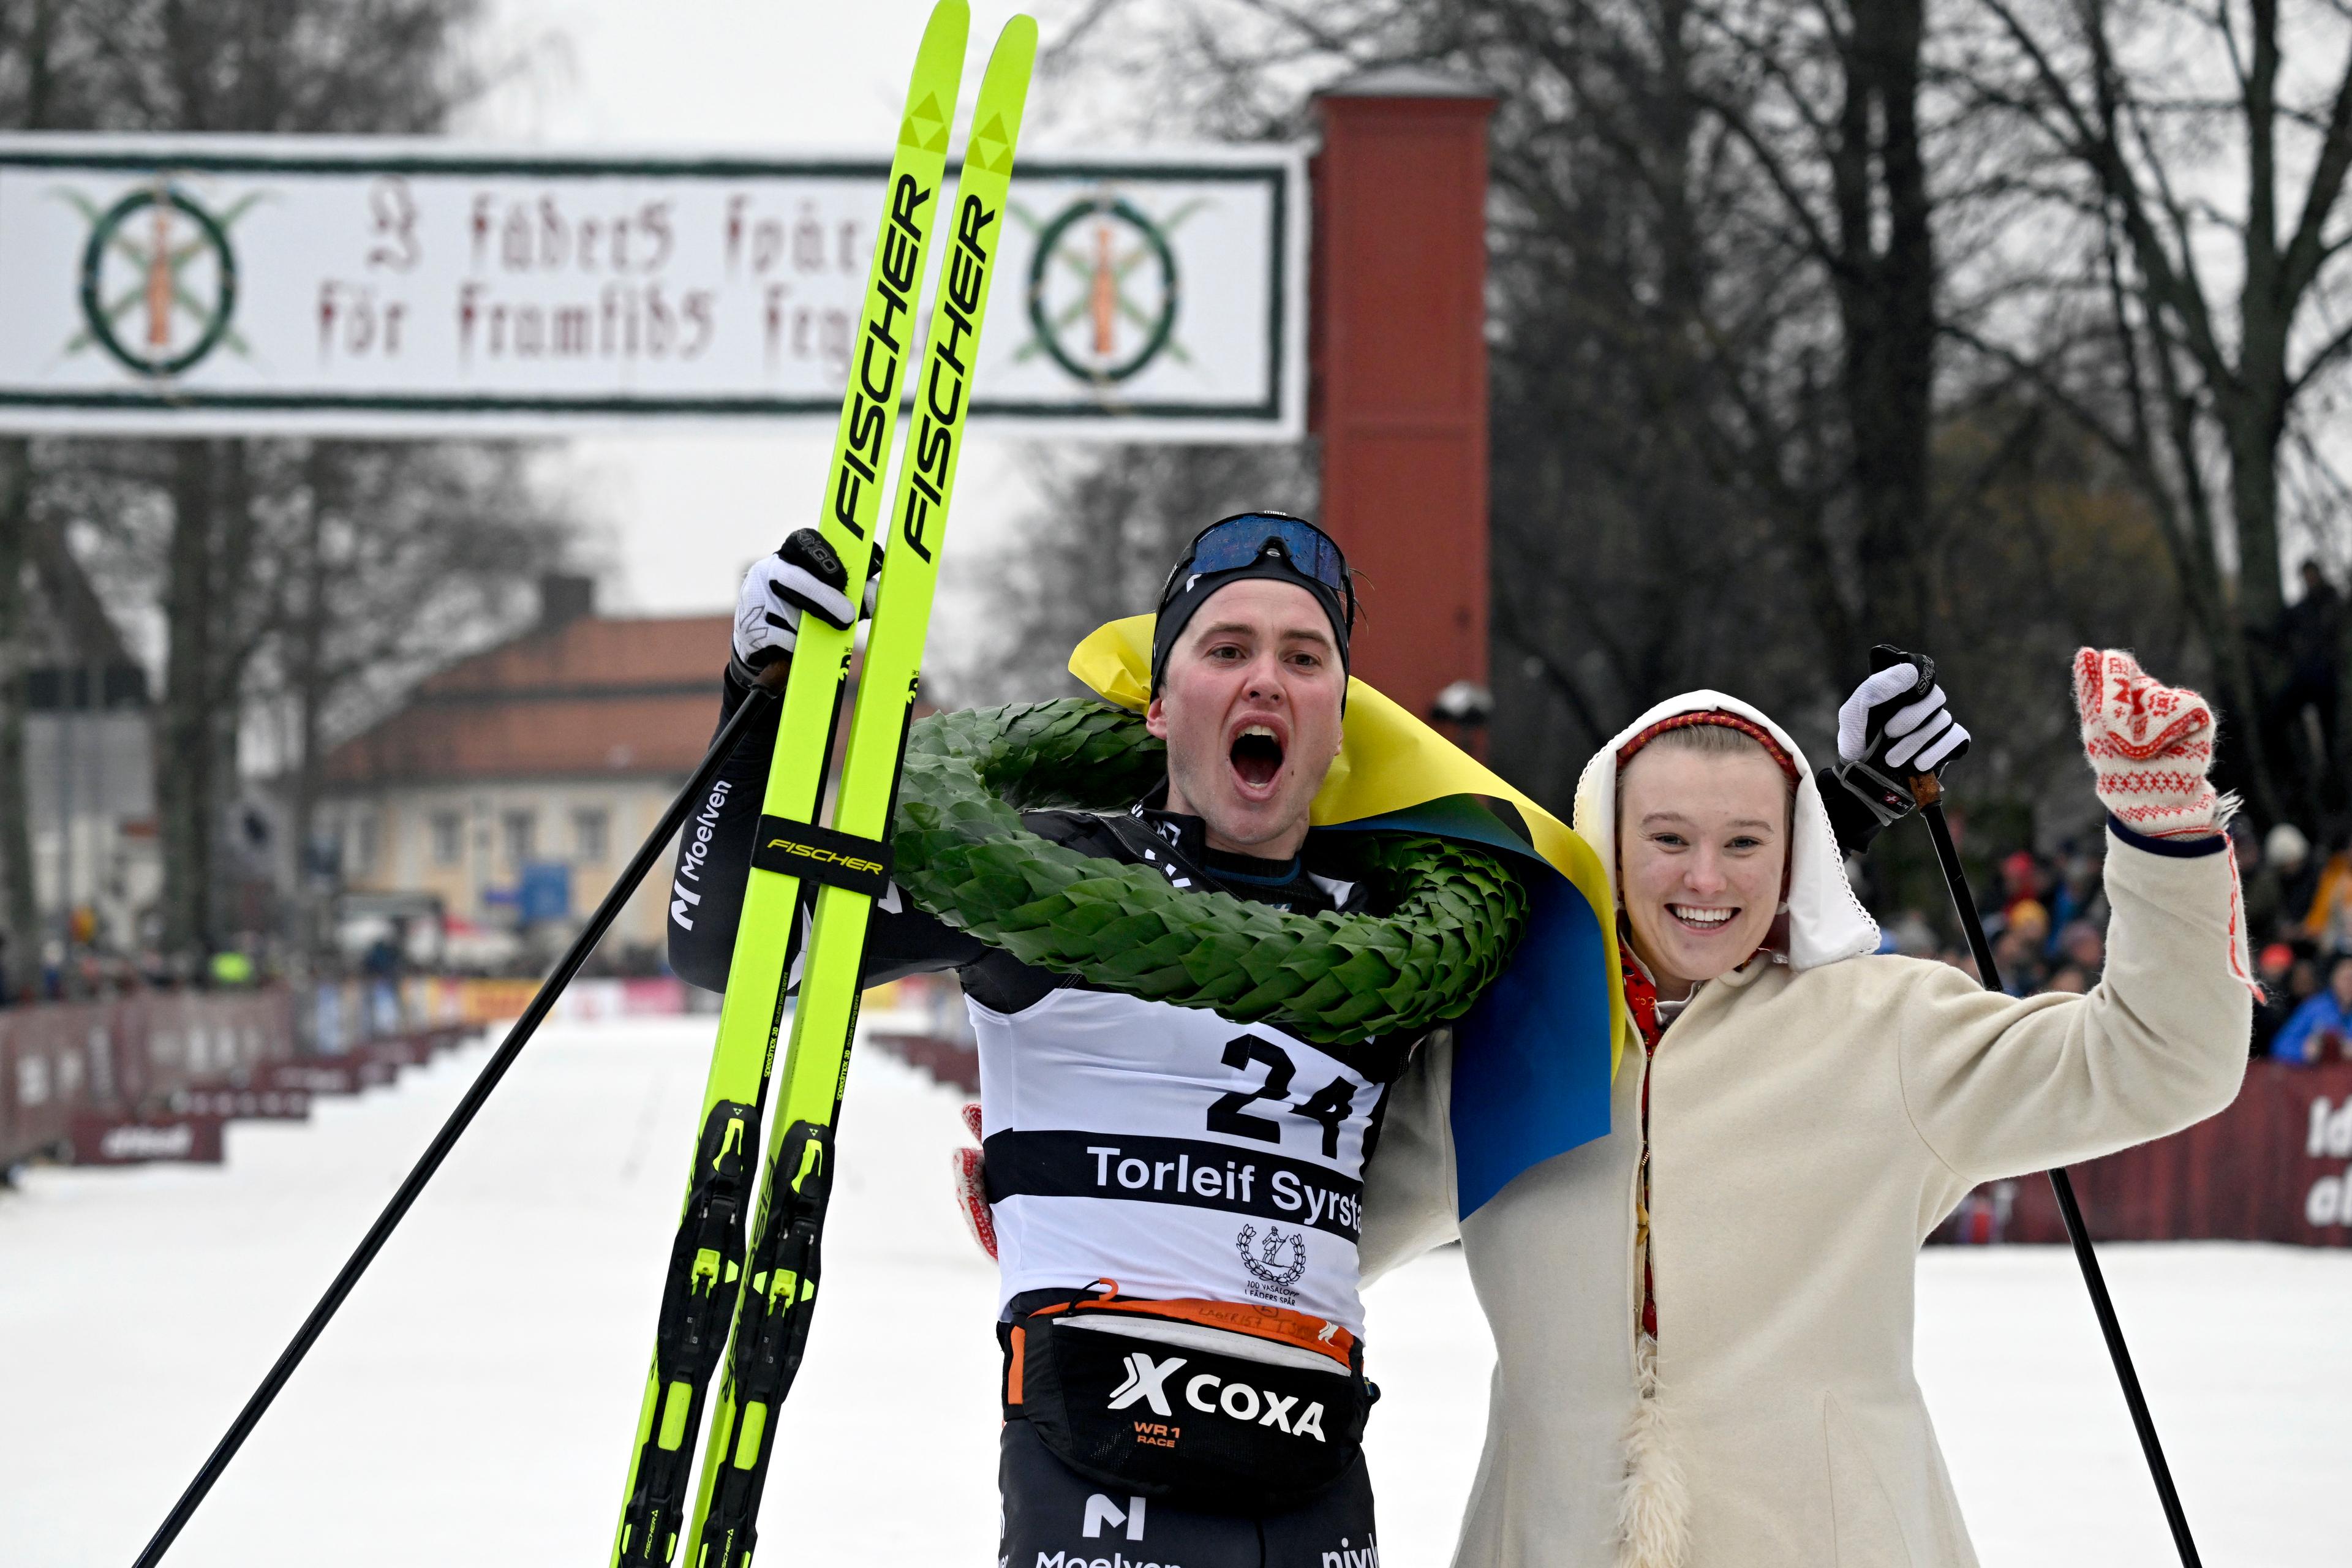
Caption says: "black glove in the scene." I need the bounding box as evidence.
[729,529,859,685]
[1823,644,1972,848]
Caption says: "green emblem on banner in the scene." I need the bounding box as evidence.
[56,181,261,378]
[1016,194,1204,385]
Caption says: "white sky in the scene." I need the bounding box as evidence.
[461,0,1136,628]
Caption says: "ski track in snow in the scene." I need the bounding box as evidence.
[1,1017,2343,1567]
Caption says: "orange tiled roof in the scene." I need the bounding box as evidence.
[325,614,731,786]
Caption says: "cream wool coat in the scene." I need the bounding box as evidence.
[1359,702,2252,1568]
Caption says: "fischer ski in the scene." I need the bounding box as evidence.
[684,20,1036,1568]
[608,6,971,1565]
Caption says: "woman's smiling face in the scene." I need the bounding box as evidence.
[1616,742,1793,997]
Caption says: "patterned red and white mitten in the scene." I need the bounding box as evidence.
[2074,649,2260,998]
[2073,648,2233,838]
[951,1102,997,1262]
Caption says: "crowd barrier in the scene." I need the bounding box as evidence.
[1,989,301,1169]
[34,979,2333,1250]
[1,975,696,1174]
[859,974,980,1093]
[1945,1059,2352,1247]
[446,974,695,1025]
[309,974,696,1050]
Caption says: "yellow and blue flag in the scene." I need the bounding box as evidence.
[1071,617,1625,1215]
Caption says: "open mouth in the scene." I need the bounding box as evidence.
[1230,724,1286,791]
[1669,904,1736,932]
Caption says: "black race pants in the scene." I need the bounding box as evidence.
[997,1417,1379,1568]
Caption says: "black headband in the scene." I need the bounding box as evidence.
[1150,565,1353,696]
[1150,516,1354,696]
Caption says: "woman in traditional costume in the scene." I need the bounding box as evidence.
[1360,650,2256,1567]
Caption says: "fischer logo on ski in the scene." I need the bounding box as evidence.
[898,188,998,562]
[833,172,935,542]
[749,816,892,896]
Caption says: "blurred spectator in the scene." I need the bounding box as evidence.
[2301,831,2352,948]
[2045,963,2091,995]
[364,926,405,1036]
[2269,823,2321,926]
[2056,920,2105,973]
[2241,822,2318,946]
[2238,822,2312,947]
[2046,844,2106,937]
[2252,943,2300,1056]
[2270,954,2352,1064]
[1881,908,1939,958]
[2008,899,2051,948]
[1991,922,2048,997]
[1997,851,2043,920]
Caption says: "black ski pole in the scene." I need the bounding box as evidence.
[130,662,788,1568]
[1907,768,2203,1568]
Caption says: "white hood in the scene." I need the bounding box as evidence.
[1574,690,1880,973]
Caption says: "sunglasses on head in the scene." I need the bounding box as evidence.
[1159,513,1355,628]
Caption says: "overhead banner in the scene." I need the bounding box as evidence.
[0,136,1305,440]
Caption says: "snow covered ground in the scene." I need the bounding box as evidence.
[2,1017,2345,1567]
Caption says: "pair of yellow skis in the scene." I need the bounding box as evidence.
[611,8,1033,1566]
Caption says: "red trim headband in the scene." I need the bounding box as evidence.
[1616,710,1800,784]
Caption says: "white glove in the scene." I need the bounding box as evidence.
[2074,648,2228,839]
[1838,663,1972,772]
[1828,652,1972,832]
[732,529,858,674]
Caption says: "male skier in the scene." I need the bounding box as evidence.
[674,513,1408,1566]
[668,513,1973,1566]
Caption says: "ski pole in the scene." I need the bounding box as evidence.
[130,662,789,1568]
[1907,769,2203,1568]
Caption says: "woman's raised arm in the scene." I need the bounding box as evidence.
[1894,650,2255,1184]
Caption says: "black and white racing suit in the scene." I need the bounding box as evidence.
[669,662,1417,1566]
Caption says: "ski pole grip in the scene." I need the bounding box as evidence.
[1868,641,1936,693]
[753,658,793,695]
[1868,642,1942,806]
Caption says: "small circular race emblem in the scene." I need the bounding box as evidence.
[1237,1223,1308,1288]
[78,183,241,379]
[1025,195,1180,386]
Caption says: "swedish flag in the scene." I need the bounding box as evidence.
[1072,617,1626,1216]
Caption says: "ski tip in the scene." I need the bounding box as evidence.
[899,2,971,152]
[984,13,1040,80]
[921,0,973,51]
[969,14,1038,163]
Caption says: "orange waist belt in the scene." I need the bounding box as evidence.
[1003,1287,1357,1410]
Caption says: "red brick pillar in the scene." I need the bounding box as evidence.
[1311,70,1496,744]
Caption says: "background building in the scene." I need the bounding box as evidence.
[320,581,727,970]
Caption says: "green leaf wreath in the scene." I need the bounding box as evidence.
[891,699,1531,1045]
